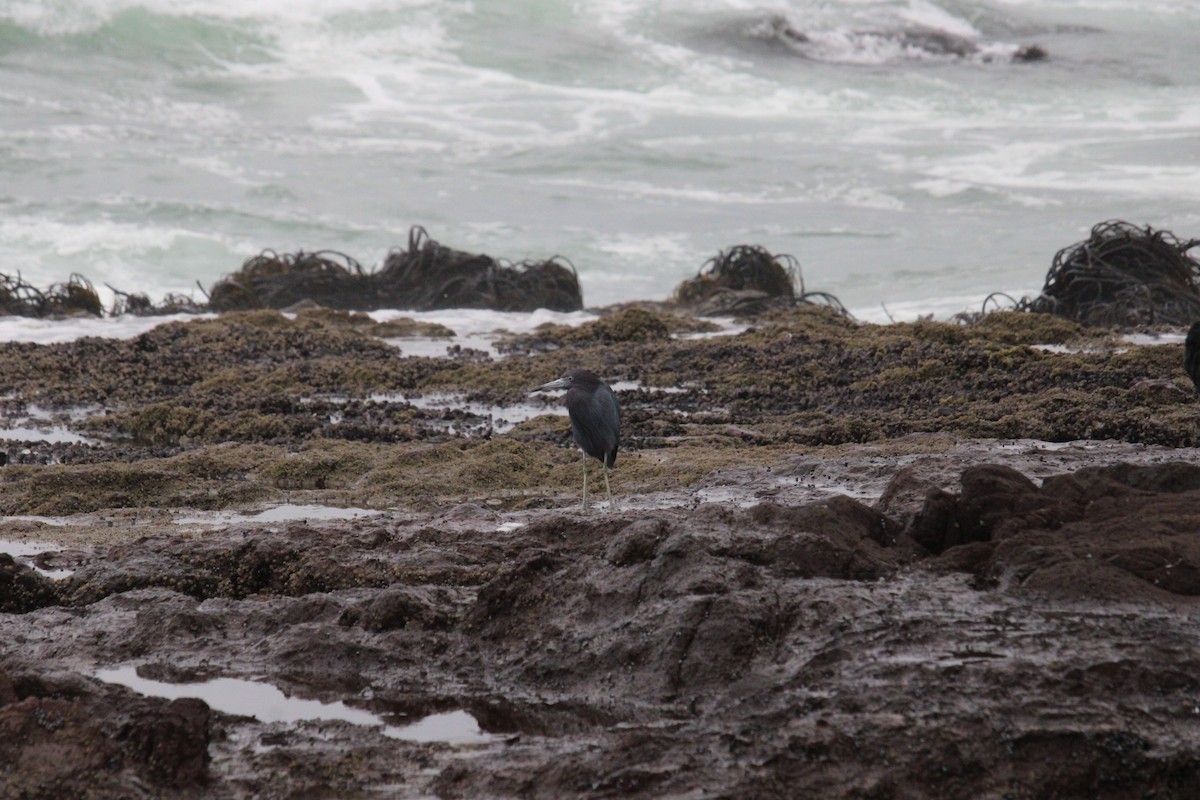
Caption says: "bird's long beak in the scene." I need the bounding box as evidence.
[529,377,569,394]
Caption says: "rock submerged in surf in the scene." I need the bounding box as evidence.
[765,16,1048,64]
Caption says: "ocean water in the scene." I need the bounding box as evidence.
[1,0,1198,324]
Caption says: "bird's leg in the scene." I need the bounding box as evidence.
[603,464,615,511]
[580,451,589,513]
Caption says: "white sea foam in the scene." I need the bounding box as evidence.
[0,312,215,345]
[0,308,599,347]
[367,308,596,338]
[851,290,1040,324]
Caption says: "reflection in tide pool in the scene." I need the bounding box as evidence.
[0,426,98,445]
[0,537,73,580]
[95,666,498,745]
[173,504,383,527]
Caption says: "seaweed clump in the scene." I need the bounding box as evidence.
[208,250,373,313]
[976,221,1200,328]
[376,227,582,312]
[673,244,849,318]
[206,228,584,314]
[0,273,103,318]
[108,287,208,317]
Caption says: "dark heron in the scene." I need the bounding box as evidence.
[1186,321,1200,393]
[530,368,620,511]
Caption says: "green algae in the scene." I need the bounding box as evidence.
[363,438,555,508]
[292,307,455,339]
[561,307,672,344]
[961,310,1089,346]
[103,402,219,447]
[0,305,1197,517]
[370,317,455,338]
[264,445,375,490]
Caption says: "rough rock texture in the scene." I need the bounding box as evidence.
[0,666,212,798]
[4,460,1200,797]
[2,308,1200,797]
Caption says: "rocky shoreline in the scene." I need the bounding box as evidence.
[2,305,1200,798]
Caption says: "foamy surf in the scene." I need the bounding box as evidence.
[0,0,1197,314]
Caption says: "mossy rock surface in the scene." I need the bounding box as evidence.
[0,306,1195,513]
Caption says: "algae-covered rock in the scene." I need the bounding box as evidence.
[0,553,59,613]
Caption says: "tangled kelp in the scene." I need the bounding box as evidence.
[208,250,373,313]
[673,244,849,317]
[766,15,1048,64]
[0,227,583,318]
[0,273,103,318]
[973,220,1200,328]
[376,227,582,312]
[207,228,584,314]
[108,287,207,317]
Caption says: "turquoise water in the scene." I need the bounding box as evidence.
[2,0,1198,321]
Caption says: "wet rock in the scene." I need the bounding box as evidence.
[604,517,668,566]
[345,585,462,632]
[906,485,961,553]
[875,465,939,519]
[121,696,212,788]
[61,526,396,606]
[0,553,59,613]
[0,664,212,795]
[3,423,1200,797]
[956,463,1067,541]
[1076,461,1200,494]
[467,551,564,637]
[909,462,1200,601]
[747,497,900,577]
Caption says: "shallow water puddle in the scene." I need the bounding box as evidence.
[607,380,689,394]
[0,403,106,446]
[385,334,502,360]
[371,311,744,359]
[301,392,567,434]
[0,537,72,579]
[1033,331,1185,356]
[1123,332,1186,346]
[0,425,98,445]
[174,504,383,527]
[95,666,499,745]
[0,515,70,527]
[674,318,746,340]
[1032,343,1131,356]
[372,391,569,434]
[304,380,691,436]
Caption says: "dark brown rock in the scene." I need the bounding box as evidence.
[4,459,1200,797]
[0,553,59,613]
[0,666,212,796]
[121,696,212,788]
[906,485,961,553]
